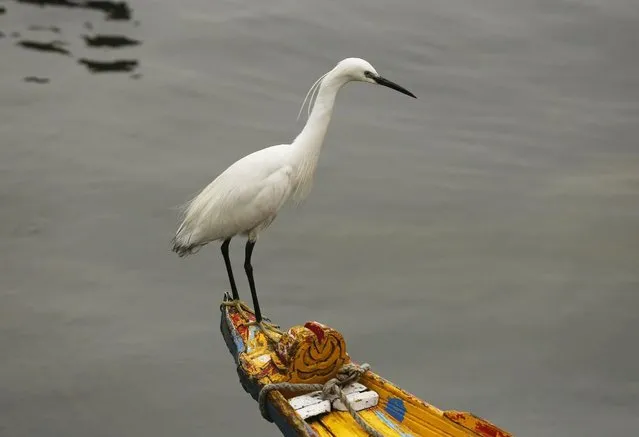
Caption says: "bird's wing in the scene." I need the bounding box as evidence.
[240,164,294,235]
[175,145,294,245]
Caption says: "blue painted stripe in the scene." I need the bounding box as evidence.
[227,312,245,354]
[386,397,407,422]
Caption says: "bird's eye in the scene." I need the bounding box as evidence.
[364,71,373,78]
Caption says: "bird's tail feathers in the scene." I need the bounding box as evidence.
[171,189,219,257]
[171,210,204,257]
[171,230,204,257]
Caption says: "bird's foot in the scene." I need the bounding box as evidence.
[247,320,283,344]
[220,299,253,321]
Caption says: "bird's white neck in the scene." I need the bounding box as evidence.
[290,71,349,202]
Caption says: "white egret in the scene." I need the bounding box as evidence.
[172,57,416,339]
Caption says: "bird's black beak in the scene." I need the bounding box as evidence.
[369,73,417,98]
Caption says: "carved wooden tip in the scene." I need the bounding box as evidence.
[276,321,350,384]
[222,299,351,386]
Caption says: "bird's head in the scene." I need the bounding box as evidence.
[333,57,417,98]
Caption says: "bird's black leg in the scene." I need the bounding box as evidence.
[243,239,282,343]
[221,239,239,300]
[244,239,262,322]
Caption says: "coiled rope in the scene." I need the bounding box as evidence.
[257,362,383,437]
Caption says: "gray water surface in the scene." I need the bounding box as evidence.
[1,1,639,436]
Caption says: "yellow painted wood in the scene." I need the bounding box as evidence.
[444,411,512,437]
[305,372,514,437]
[363,372,473,436]
[310,407,472,437]
[221,301,512,437]
[307,396,472,436]
[306,371,483,436]
[308,423,335,437]
[359,410,463,437]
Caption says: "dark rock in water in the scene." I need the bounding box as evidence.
[17,39,71,55]
[83,34,140,48]
[78,58,138,73]
[84,1,131,20]
[0,6,6,14]
[16,0,78,8]
[16,0,133,21]
[28,25,62,33]
[24,76,50,83]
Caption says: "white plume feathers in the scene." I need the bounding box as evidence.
[296,71,329,121]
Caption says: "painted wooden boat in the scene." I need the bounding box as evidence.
[220,293,513,437]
